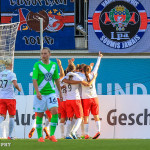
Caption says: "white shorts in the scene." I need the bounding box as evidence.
[33,93,58,112]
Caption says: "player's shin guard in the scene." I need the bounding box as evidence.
[36,116,43,139]
[50,114,58,136]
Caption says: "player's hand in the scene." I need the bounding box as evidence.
[90,63,94,68]
[57,59,62,66]
[59,92,63,102]
[99,51,103,58]
[37,92,42,100]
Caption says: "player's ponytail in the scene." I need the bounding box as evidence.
[84,65,91,82]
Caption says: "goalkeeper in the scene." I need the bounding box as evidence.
[32,47,63,142]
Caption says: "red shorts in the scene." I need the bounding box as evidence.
[60,101,67,119]
[35,110,52,119]
[0,99,16,116]
[66,100,83,118]
[45,109,52,119]
[82,97,99,116]
[57,98,62,114]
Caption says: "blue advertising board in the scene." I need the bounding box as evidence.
[1,0,75,50]
[14,57,150,95]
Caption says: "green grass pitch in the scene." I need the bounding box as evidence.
[0,139,150,150]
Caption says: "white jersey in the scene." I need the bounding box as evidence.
[60,79,67,101]
[0,69,17,99]
[64,72,83,100]
[81,57,101,99]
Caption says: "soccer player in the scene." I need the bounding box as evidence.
[0,59,21,139]
[82,52,103,139]
[63,62,96,139]
[32,47,63,142]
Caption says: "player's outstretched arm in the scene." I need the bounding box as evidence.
[92,51,103,74]
[63,78,82,84]
[81,74,97,86]
[12,80,21,92]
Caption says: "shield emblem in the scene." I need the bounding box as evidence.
[114,14,126,23]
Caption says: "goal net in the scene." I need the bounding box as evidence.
[0,22,19,138]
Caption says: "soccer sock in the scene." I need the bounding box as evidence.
[45,118,49,128]
[9,118,14,137]
[84,124,89,135]
[50,114,58,136]
[96,121,101,132]
[70,118,76,132]
[81,121,84,136]
[32,119,36,128]
[66,120,71,137]
[0,116,4,124]
[60,123,65,138]
[72,118,82,134]
[36,116,43,139]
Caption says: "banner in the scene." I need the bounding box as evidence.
[0,0,75,50]
[88,0,150,53]
[13,57,150,95]
[1,95,150,139]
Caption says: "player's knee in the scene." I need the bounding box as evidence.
[50,107,58,115]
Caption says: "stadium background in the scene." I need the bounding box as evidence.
[1,0,150,140]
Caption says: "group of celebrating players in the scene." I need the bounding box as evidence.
[0,47,103,142]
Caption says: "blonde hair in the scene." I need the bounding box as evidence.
[4,59,12,67]
[42,47,51,54]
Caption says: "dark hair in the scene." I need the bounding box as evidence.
[76,64,80,71]
[67,63,76,73]
[84,65,91,82]
[79,63,86,72]
[64,69,68,76]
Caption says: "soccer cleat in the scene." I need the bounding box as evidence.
[7,137,14,140]
[92,132,100,139]
[45,135,49,139]
[49,135,57,142]
[28,128,35,138]
[65,135,73,139]
[43,127,50,139]
[85,135,90,139]
[38,137,45,142]
[71,132,77,139]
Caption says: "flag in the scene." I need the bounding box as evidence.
[88,0,150,53]
[0,0,75,50]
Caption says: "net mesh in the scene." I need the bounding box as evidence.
[0,22,19,72]
[0,22,19,138]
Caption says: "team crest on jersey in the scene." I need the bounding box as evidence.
[45,73,52,81]
[89,0,148,49]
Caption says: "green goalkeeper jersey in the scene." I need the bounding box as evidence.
[32,60,59,95]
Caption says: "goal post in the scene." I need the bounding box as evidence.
[0,22,19,138]
[0,22,20,72]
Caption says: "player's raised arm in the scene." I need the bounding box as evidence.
[92,51,103,74]
[57,59,65,80]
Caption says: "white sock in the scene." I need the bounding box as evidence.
[9,118,14,137]
[72,118,82,134]
[96,121,101,132]
[32,119,36,128]
[0,116,4,124]
[71,119,76,131]
[81,121,84,136]
[84,124,89,135]
[45,118,49,128]
[60,123,65,138]
[66,120,71,137]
